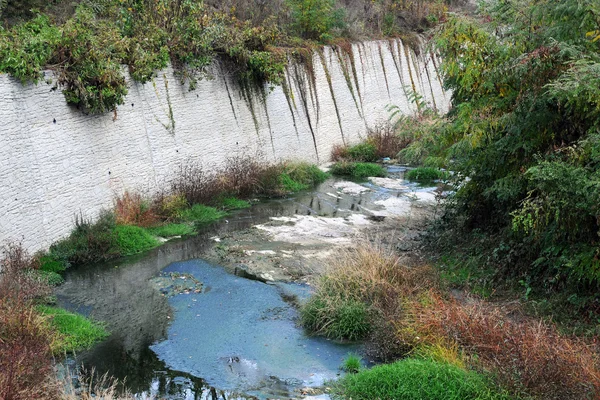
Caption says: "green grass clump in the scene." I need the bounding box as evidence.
[147,223,195,238]
[301,297,371,341]
[334,358,511,400]
[347,142,377,162]
[405,167,449,182]
[113,225,160,256]
[37,305,109,354]
[330,162,386,179]
[341,353,362,373]
[177,204,227,224]
[216,196,251,210]
[34,270,64,286]
[38,254,67,273]
[279,162,330,193]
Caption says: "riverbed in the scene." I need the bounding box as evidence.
[56,166,440,399]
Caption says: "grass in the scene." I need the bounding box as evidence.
[177,204,227,224]
[341,353,362,373]
[146,223,194,238]
[405,167,449,182]
[216,196,251,210]
[301,297,372,341]
[330,162,387,179]
[113,225,160,256]
[279,162,329,193]
[37,305,109,354]
[333,358,511,400]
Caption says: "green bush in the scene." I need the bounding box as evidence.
[288,0,345,41]
[37,305,109,354]
[113,225,159,256]
[347,142,377,162]
[49,211,120,267]
[0,14,60,83]
[57,6,128,113]
[279,162,329,193]
[330,162,386,179]
[216,196,251,210]
[333,358,511,400]
[405,167,448,182]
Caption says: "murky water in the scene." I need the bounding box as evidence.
[56,167,437,399]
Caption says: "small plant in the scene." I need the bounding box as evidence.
[114,191,158,227]
[330,162,386,179]
[341,353,362,373]
[405,167,448,182]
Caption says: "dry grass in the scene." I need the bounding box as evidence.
[412,297,600,400]
[60,369,136,400]
[113,191,159,227]
[367,122,410,159]
[304,242,600,399]
[0,242,58,400]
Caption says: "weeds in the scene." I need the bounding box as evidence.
[114,191,158,227]
[405,167,449,182]
[177,204,227,225]
[146,223,194,238]
[330,162,386,179]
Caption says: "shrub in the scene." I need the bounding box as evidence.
[288,0,345,41]
[347,142,377,162]
[367,122,409,159]
[0,14,60,83]
[56,6,128,113]
[333,358,510,400]
[331,143,350,161]
[415,298,600,399]
[114,191,158,228]
[405,167,449,182]
[49,211,120,267]
[278,162,329,192]
[330,162,386,179]
[113,225,159,256]
[36,305,108,354]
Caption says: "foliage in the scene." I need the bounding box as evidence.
[333,358,511,400]
[405,167,449,182]
[36,305,109,354]
[287,0,345,41]
[114,191,158,228]
[0,14,60,83]
[301,296,371,340]
[56,7,128,113]
[49,211,120,267]
[347,142,378,162]
[416,0,600,298]
[113,225,159,256]
[330,162,387,179]
[279,162,329,192]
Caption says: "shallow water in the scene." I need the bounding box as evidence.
[57,168,438,399]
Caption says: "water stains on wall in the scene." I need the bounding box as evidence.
[0,39,449,252]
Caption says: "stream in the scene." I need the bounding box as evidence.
[56,167,439,399]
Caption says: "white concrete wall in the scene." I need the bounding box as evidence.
[0,40,449,252]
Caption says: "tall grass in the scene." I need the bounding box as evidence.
[330,162,387,179]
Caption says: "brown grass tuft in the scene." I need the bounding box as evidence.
[367,122,410,159]
[114,191,159,227]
